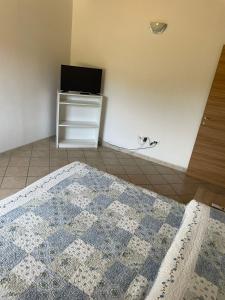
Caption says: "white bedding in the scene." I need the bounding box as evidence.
[147,200,210,300]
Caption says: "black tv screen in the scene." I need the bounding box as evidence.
[61,65,102,95]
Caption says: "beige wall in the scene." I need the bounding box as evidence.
[0,0,73,153]
[71,0,225,168]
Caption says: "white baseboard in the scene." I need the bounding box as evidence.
[102,141,186,172]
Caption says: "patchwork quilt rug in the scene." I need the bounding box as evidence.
[0,162,185,299]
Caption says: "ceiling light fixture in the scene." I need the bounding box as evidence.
[150,22,168,34]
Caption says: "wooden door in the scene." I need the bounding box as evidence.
[187,46,225,188]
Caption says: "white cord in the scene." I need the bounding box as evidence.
[105,141,159,151]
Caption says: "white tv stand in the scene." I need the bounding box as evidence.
[56,91,103,148]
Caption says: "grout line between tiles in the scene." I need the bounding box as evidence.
[25,142,33,187]
[0,153,11,188]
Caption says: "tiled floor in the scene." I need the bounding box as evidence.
[0,137,225,204]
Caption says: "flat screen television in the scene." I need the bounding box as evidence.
[60,65,102,95]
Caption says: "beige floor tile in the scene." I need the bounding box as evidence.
[0,189,20,200]
[124,165,143,175]
[50,159,69,167]
[68,158,87,164]
[68,152,85,159]
[50,166,61,172]
[165,194,181,202]
[0,152,11,158]
[50,145,57,151]
[67,149,83,155]
[28,167,49,177]
[116,174,130,181]
[16,144,33,151]
[178,173,203,184]
[171,183,199,195]
[32,145,49,151]
[84,152,102,159]
[177,194,194,204]
[106,165,125,175]
[0,157,10,167]
[32,140,50,150]
[49,154,69,162]
[33,138,49,145]
[155,165,176,175]
[1,150,13,157]
[95,165,107,172]
[86,159,104,165]
[139,165,159,175]
[139,184,154,191]
[115,152,132,159]
[97,147,112,152]
[1,177,26,189]
[26,177,42,186]
[50,152,68,160]
[50,149,68,155]
[0,167,7,176]
[162,174,183,184]
[86,162,106,171]
[153,184,177,196]
[118,158,137,166]
[146,174,168,185]
[103,158,120,165]
[128,174,149,185]
[134,158,152,166]
[5,166,29,177]
[10,150,32,158]
[83,149,98,153]
[31,150,49,158]
[9,157,30,167]
[30,158,49,167]
[100,152,117,159]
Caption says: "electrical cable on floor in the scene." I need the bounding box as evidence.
[105,140,159,151]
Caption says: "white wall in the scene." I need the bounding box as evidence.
[0,0,73,153]
[71,0,225,169]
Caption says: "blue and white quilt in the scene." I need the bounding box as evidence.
[0,162,185,299]
[0,161,224,300]
[183,206,225,300]
[147,201,225,300]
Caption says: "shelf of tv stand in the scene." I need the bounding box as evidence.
[58,121,99,128]
[59,100,100,107]
[58,139,97,148]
